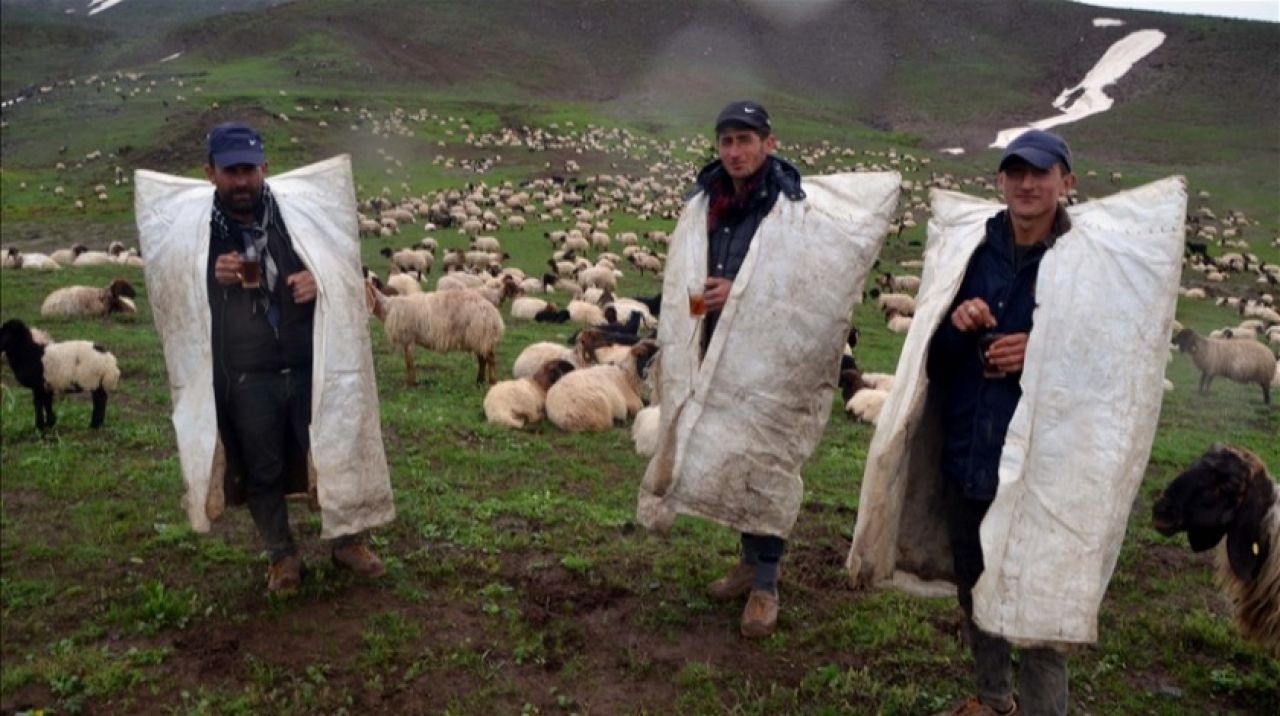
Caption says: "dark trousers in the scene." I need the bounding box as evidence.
[945,481,1068,716]
[228,368,311,561]
[740,533,785,592]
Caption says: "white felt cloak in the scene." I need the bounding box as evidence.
[135,155,395,539]
[637,172,900,538]
[846,177,1187,646]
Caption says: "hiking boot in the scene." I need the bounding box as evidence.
[933,696,1018,716]
[706,561,756,601]
[740,589,778,639]
[332,542,387,579]
[266,554,303,597]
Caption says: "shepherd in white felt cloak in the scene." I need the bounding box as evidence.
[635,101,899,639]
[136,124,395,597]
[844,130,1185,716]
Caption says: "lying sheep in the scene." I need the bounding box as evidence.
[483,359,576,428]
[0,319,120,430]
[632,405,661,456]
[873,290,916,316]
[512,341,580,380]
[1153,445,1280,656]
[1173,328,1275,404]
[511,297,556,320]
[567,299,606,326]
[885,309,912,334]
[41,278,137,318]
[365,282,504,385]
[847,389,889,424]
[878,272,922,294]
[545,341,658,432]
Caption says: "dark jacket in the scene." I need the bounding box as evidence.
[927,209,1069,500]
[688,155,804,346]
[206,207,314,506]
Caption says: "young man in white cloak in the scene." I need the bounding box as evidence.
[636,102,898,638]
[138,124,396,597]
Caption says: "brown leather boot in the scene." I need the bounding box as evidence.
[933,696,1019,716]
[740,589,778,638]
[266,554,303,597]
[706,561,756,601]
[332,542,387,578]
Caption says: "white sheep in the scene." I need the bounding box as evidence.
[385,273,423,295]
[846,388,889,424]
[512,341,580,380]
[483,359,576,429]
[576,265,617,292]
[41,279,137,318]
[545,342,658,432]
[875,292,915,316]
[511,297,556,320]
[73,251,115,266]
[365,283,504,385]
[567,299,606,325]
[1,319,120,430]
[1173,328,1276,404]
[631,405,661,456]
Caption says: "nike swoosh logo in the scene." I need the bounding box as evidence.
[743,107,755,113]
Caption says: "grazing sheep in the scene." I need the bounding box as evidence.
[1173,328,1275,404]
[576,265,617,292]
[483,359,576,428]
[365,282,504,386]
[471,236,502,253]
[1153,445,1279,655]
[41,278,137,318]
[381,246,433,274]
[437,272,486,292]
[545,341,658,432]
[0,319,120,430]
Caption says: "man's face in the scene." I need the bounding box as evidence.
[204,161,268,216]
[717,128,775,181]
[997,159,1075,222]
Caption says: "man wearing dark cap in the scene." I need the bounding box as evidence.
[688,101,806,638]
[204,122,386,596]
[926,128,1075,715]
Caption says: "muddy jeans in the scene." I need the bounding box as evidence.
[945,481,1068,716]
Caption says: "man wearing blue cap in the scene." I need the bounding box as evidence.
[926,129,1075,715]
[204,122,386,596]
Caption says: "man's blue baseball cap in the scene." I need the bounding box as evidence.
[999,129,1072,173]
[207,122,266,168]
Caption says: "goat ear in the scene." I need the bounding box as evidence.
[1225,497,1266,582]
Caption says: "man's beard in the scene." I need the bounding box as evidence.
[219,186,261,217]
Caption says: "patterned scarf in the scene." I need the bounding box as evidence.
[211,183,283,327]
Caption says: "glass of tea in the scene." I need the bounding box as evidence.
[687,285,707,317]
[240,245,262,290]
[979,332,1006,379]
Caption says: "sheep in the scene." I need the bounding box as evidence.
[365,282,504,386]
[846,388,889,424]
[49,244,87,265]
[878,272,922,294]
[1152,445,1280,656]
[483,359,576,429]
[41,279,137,319]
[632,405,661,456]
[545,341,658,431]
[0,319,120,430]
[576,265,617,292]
[511,297,556,320]
[885,309,912,334]
[385,272,423,295]
[473,275,520,308]
[512,341,580,380]
[419,237,439,254]
[1173,328,1275,404]
[629,252,663,276]
[872,291,916,316]
[381,246,433,274]
[18,252,61,270]
[437,272,486,292]
[567,299,606,326]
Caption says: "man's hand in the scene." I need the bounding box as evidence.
[703,277,733,313]
[286,270,317,303]
[986,332,1030,374]
[214,251,243,286]
[951,298,997,333]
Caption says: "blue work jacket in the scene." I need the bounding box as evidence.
[927,209,1068,500]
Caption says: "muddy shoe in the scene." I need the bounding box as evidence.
[933,697,1018,716]
[332,543,387,579]
[740,589,778,639]
[706,561,756,601]
[266,554,303,597]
